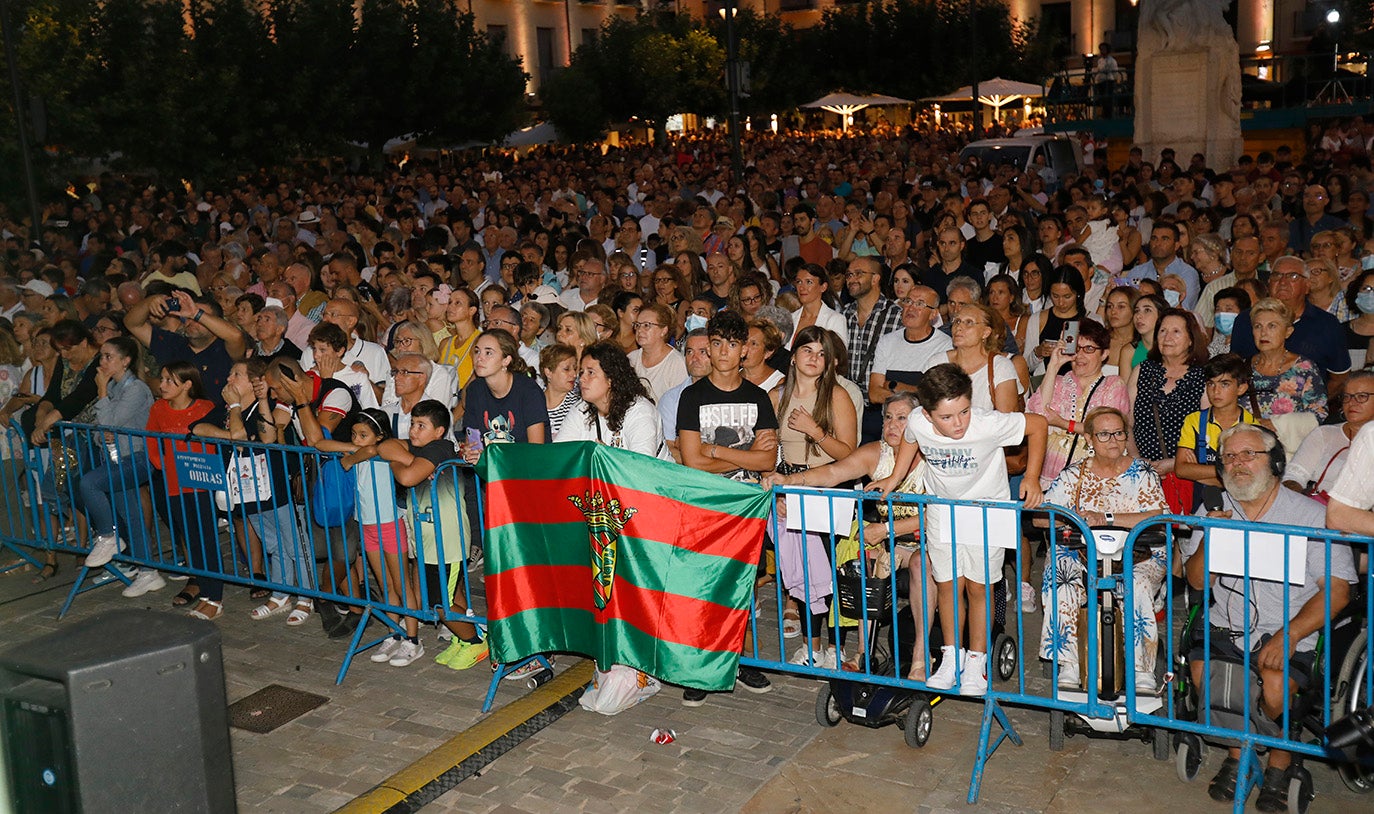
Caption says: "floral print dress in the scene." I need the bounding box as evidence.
[1251,355,1327,421]
[1038,458,1170,679]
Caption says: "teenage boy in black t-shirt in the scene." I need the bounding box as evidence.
[675,310,779,705]
[377,399,488,670]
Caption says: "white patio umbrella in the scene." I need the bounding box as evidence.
[800,92,915,131]
[923,77,1045,119]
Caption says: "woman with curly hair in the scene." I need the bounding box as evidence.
[554,342,662,457]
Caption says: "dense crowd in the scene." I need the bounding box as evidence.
[2,126,1373,807]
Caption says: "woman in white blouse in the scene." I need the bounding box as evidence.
[788,263,848,349]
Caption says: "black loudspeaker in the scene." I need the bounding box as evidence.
[0,609,235,814]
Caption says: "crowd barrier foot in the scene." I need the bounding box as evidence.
[0,542,42,574]
[1232,744,1264,814]
[335,606,396,685]
[967,697,1022,804]
[58,562,131,619]
[482,656,556,713]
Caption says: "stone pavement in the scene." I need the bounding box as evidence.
[0,551,1365,813]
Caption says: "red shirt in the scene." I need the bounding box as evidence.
[146,398,215,495]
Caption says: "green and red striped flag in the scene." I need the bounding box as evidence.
[477,441,771,691]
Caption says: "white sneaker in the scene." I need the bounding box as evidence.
[84,533,123,568]
[960,651,988,695]
[121,569,166,598]
[370,636,402,663]
[927,646,958,690]
[1020,581,1038,614]
[1135,670,1158,695]
[388,639,424,667]
[1056,661,1082,690]
[788,645,841,669]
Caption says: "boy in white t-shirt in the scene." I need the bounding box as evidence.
[872,363,1047,694]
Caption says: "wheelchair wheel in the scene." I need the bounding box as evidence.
[994,633,1017,682]
[1151,727,1170,761]
[904,701,933,748]
[815,684,841,727]
[1175,733,1205,783]
[1285,765,1314,814]
[1335,630,1373,794]
[1048,709,1065,752]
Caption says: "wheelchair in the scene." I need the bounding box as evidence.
[1171,579,1371,813]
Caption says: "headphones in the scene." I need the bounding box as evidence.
[1212,424,1286,482]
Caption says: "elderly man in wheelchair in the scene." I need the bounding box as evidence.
[1182,424,1357,812]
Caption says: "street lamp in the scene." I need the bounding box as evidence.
[719,2,743,185]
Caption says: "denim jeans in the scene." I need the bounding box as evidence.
[248,503,312,602]
[152,476,223,603]
[77,451,151,559]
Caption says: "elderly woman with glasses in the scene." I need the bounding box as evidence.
[1037,407,1169,693]
[1028,318,1129,489]
[628,303,686,403]
[1303,253,1350,323]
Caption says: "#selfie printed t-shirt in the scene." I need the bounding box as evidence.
[676,377,779,482]
[904,406,1025,502]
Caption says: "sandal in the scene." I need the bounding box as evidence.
[1254,767,1289,813]
[907,661,928,682]
[30,562,58,584]
[502,658,553,681]
[249,574,271,600]
[782,607,802,639]
[187,599,223,621]
[249,596,292,620]
[1207,757,1240,802]
[286,600,313,627]
[171,587,199,607]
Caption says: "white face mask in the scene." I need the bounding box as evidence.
[1163,289,1182,307]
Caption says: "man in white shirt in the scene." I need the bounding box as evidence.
[559,257,606,312]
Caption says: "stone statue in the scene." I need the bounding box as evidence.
[1134,0,1243,169]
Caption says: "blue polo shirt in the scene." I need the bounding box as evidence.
[1127,257,1203,310]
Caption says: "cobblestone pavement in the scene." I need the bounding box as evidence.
[0,552,1365,813]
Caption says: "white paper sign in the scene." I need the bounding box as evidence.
[784,490,857,536]
[1207,528,1307,586]
[931,504,1020,550]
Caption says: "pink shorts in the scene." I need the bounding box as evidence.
[363,520,408,554]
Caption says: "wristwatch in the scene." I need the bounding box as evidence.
[1104,511,1115,526]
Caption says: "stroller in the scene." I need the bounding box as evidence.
[814,550,1018,748]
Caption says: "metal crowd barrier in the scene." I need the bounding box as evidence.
[750,486,1116,803]
[29,422,482,684]
[1122,514,1374,814]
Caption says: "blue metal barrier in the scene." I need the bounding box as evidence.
[750,485,1113,804]
[1121,514,1374,814]
[45,422,480,684]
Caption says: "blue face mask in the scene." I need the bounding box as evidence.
[1214,312,1237,336]
[1163,289,1182,307]
[1358,291,1374,315]
[684,313,709,333]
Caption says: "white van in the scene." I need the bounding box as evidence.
[959,134,1084,186]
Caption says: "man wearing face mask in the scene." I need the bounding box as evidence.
[1196,236,1262,328]
[1127,222,1202,309]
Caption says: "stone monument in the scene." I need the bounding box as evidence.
[1133,0,1243,169]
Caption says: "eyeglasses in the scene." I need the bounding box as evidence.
[1345,392,1374,404]
[578,270,605,278]
[1075,344,1102,354]
[631,321,663,330]
[1220,449,1266,465]
[899,298,937,310]
[844,271,874,279]
[390,369,425,377]
[740,294,763,305]
[483,319,519,331]
[1271,272,1307,282]
[1092,429,1127,441]
[618,272,638,280]
[592,322,608,331]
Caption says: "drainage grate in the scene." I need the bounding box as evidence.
[228,684,329,734]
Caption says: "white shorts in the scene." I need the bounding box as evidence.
[926,542,1005,585]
